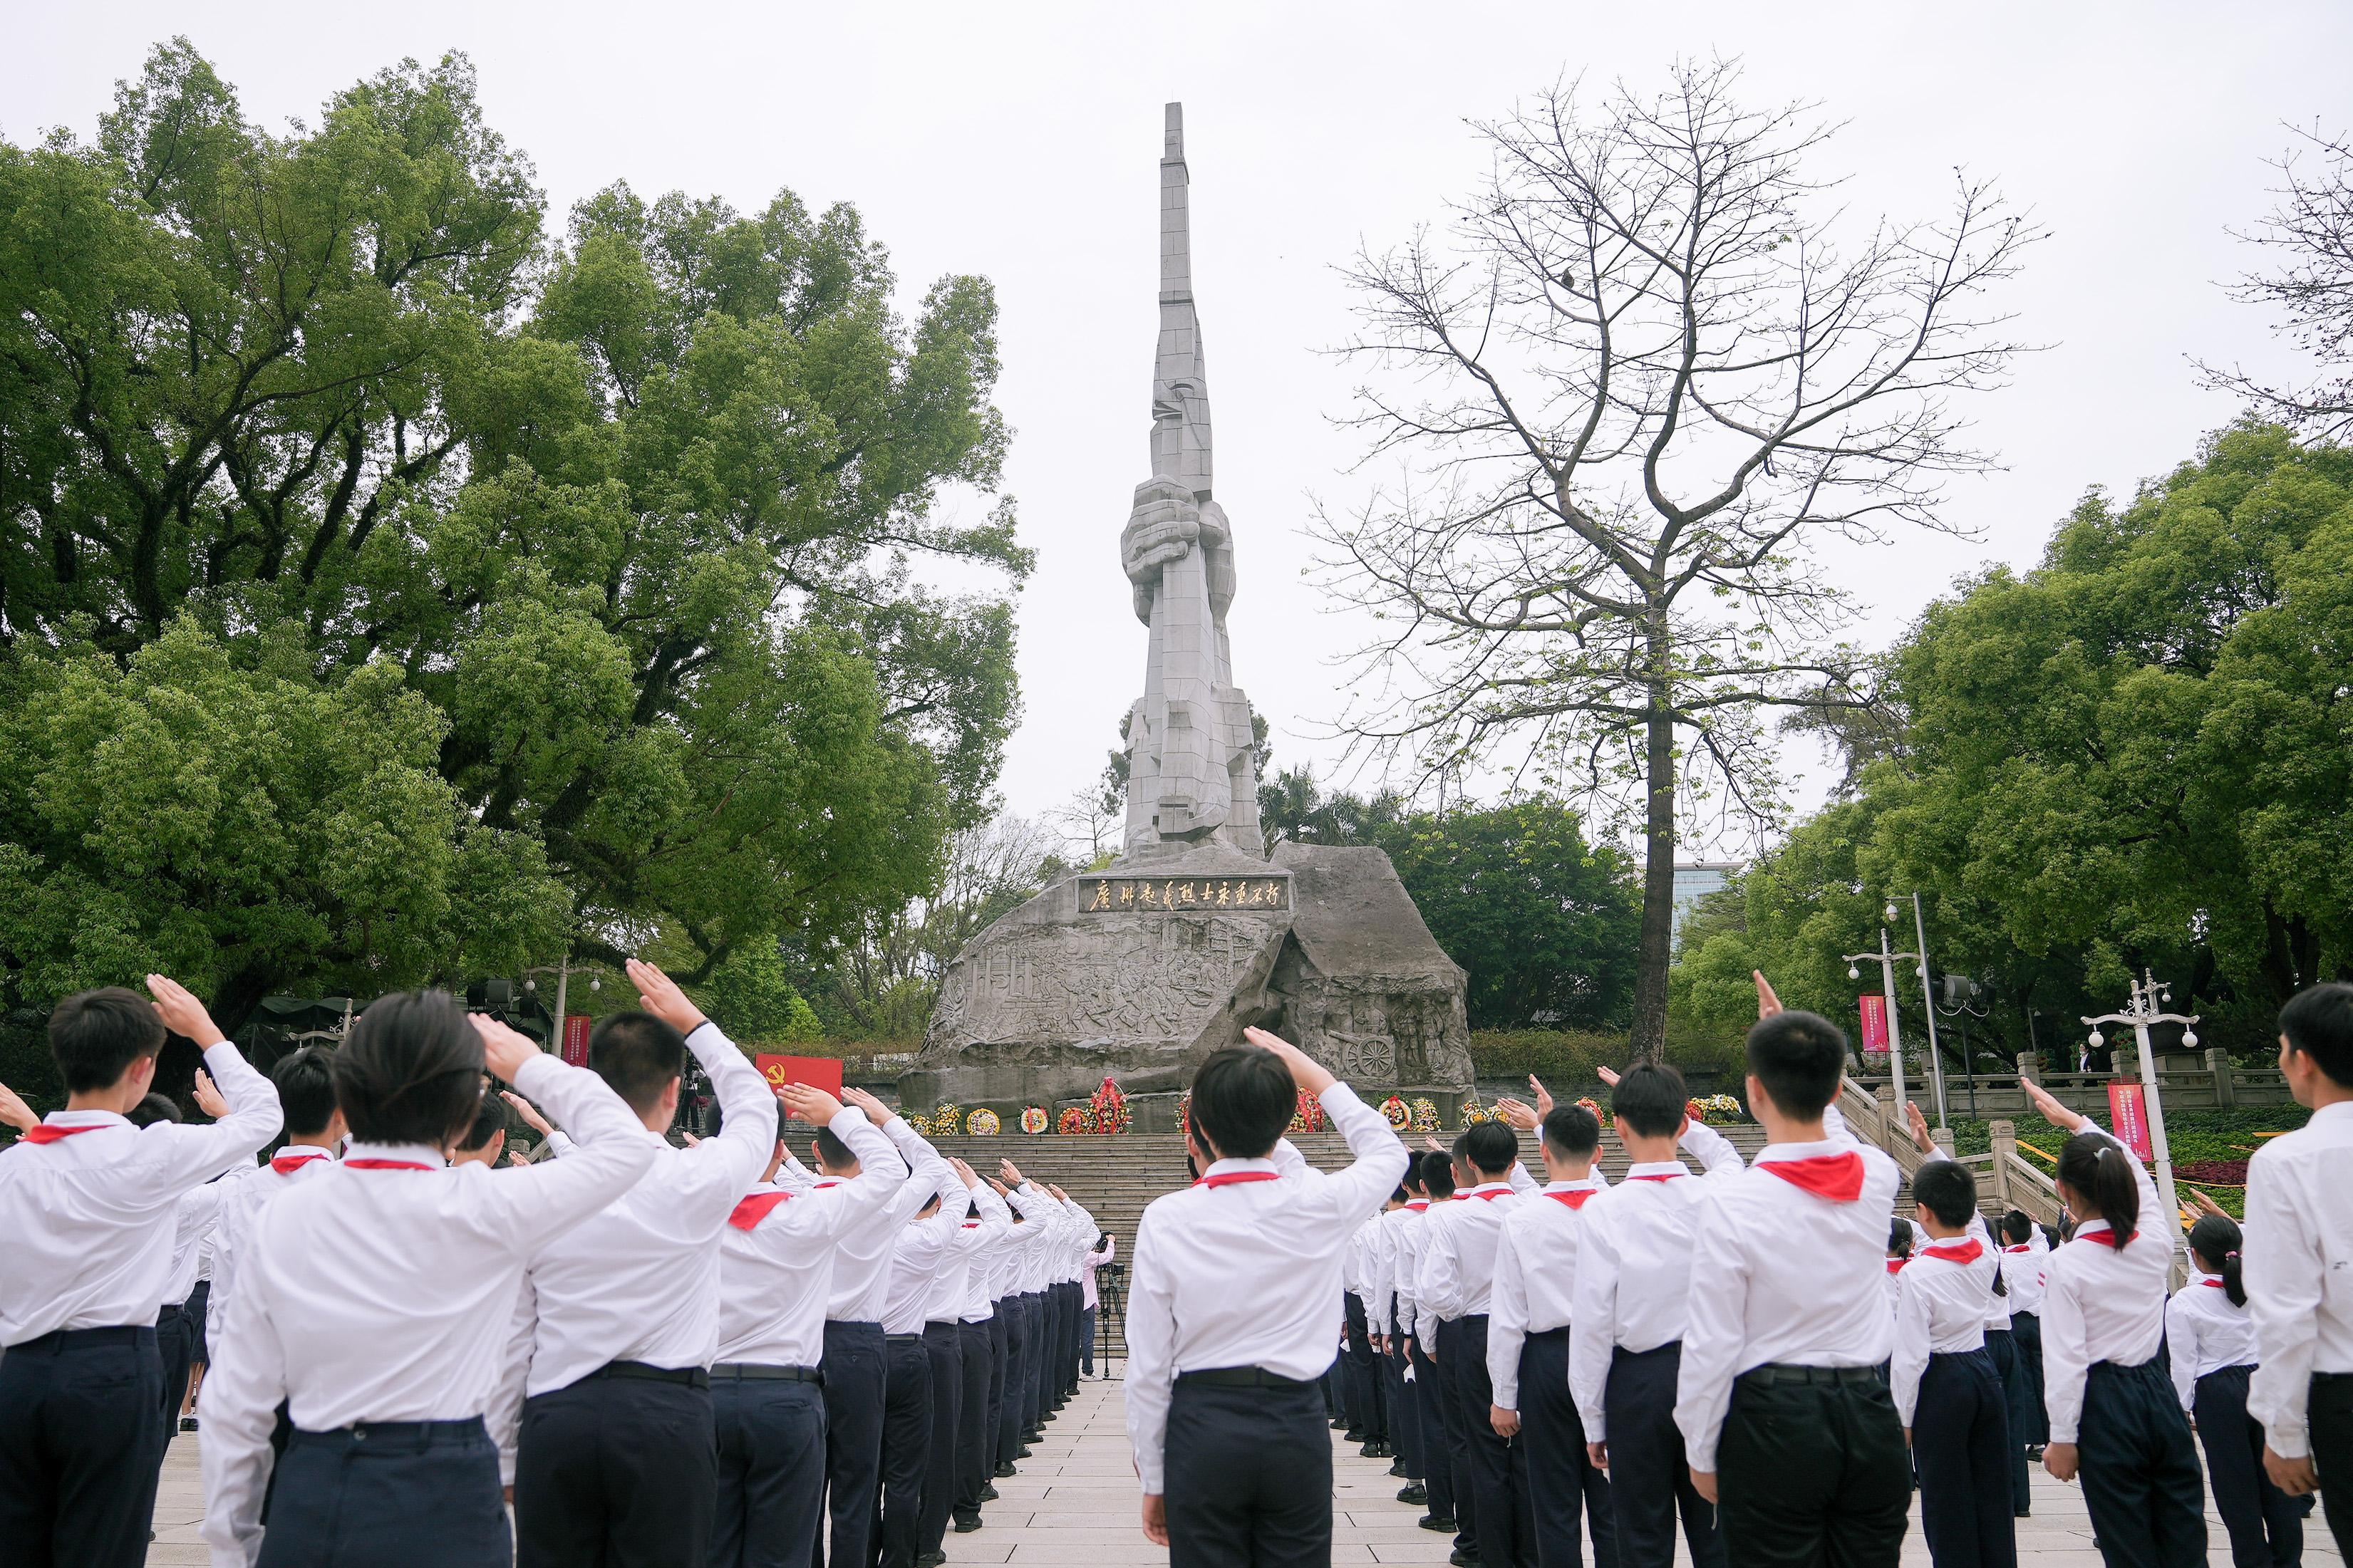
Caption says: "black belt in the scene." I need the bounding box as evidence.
[886,1334,926,1345]
[1176,1366,1315,1389]
[289,1416,485,1450]
[2317,1371,2353,1388]
[711,1363,823,1383]
[588,1360,709,1389]
[1526,1325,1570,1342]
[4,1325,156,1354]
[1739,1364,1881,1388]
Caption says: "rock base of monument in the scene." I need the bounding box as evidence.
[900,840,1475,1121]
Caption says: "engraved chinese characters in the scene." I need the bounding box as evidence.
[1077,875,1291,915]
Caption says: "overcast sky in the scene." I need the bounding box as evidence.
[9,1,2348,858]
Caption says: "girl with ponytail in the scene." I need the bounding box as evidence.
[2021,1078,2205,1568]
[2168,1209,2311,1568]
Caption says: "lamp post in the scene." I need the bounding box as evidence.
[2082,970,2197,1267]
[1905,893,1953,1131]
[521,957,599,1052]
[1844,915,1924,1125]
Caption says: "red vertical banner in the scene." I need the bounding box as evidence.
[1858,994,1890,1052]
[2107,1081,2154,1159]
[561,1014,592,1067]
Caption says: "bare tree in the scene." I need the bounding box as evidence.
[1316,62,2037,1059]
[2200,125,2353,440]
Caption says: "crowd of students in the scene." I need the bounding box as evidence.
[1120,978,2353,1568]
[0,960,1106,1568]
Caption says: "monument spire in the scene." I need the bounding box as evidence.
[1152,102,1213,499]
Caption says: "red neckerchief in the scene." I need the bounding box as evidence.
[1887,1258,1908,1274]
[729,1191,794,1230]
[1756,1151,1865,1203]
[20,1123,105,1146]
[1467,1187,1513,1201]
[344,1158,435,1171]
[1546,1188,1598,1211]
[2072,1222,2140,1246]
[1628,1172,1685,1183]
[272,1148,332,1175]
[2004,1243,2032,1253]
[1920,1237,1985,1265]
[1194,1170,1282,1190]
[1405,1199,1429,1211]
[2199,1277,2227,1289]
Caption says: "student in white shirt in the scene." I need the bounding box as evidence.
[1489,1103,1617,1568]
[128,1086,232,1468]
[0,977,281,1568]
[1383,1155,1448,1522]
[916,1163,1008,1563]
[1893,1160,2016,1568]
[199,990,656,1568]
[2023,1076,2203,1568]
[207,1048,344,1359]
[1423,1119,1531,1568]
[1571,1063,1741,1568]
[876,1153,971,1568]
[2247,981,2353,1554]
[500,960,779,1568]
[1343,1208,1392,1457]
[2172,1211,2310,1568]
[706,1081,906,1568]
[1675,982,1908,1568]
[1998,1209,2052,1460]
[952,1185,1015,1536]
[1124,1027,1409,1562]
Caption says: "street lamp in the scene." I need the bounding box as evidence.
[1843,918,1927,1128]
[2082,971,2196,1269]
[522,957,600,1051]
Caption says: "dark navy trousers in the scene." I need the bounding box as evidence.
[996,1297,1028,1468]
[877,1335,933,1568]
[1914,1349,2018,1568]
[1165,1376,1333,1568]
[1410,1333,1456,1520]
[712,1376,827,1568]
[0,1326,165,1568]
[919,1323,963,1555]
[1521,1327,1617,1568]
[953,1318,995,1525]
[264,1417,509,1568]
[2194,1364,2309,1568]
[1387,1312,1424,1481]
[1452,1314,1534,1568]
[1604,1342,1725,1568]
[2075,1358,2207,1568]
[1985,1328,2032,1514]
[814,1319,888,1568]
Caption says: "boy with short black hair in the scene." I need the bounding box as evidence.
[1893,1159,2015,1568]
[1675,977,1908,1568]
[2248,980,2353,1552]
[1124,1027,1410,1565]
[0,977,281,1568]
[1422,1118,1531,1568]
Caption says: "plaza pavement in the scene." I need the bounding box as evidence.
[150,1368,2345,1568]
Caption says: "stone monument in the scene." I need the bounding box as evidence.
[899,104,1475,1126]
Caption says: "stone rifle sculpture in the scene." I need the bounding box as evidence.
[899,105,1475,1127]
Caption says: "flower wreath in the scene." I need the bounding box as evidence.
[1380,1095,1411,1130]
[1019,1106,1048,1134]
[1089,1076,1131,1135]
[966,1108,1001,1136]
[1290,1088,1328,1133]
[1057,1106,1092,1135]
[904,1113,932,1136]
[932,1102,961,1135]
[1410,1096,1440,1132]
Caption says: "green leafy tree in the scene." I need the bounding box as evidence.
[0,43,1025,1032]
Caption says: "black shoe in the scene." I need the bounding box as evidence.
[993,1462,1016,1478]
[1016,1445,1033,1459]
[1357,1440,1382,1458]
[1330,1417,1350,1430]
[981,1483,1000,1502]
[1372,1440,1395,1458]
[1389,1459,1410,1478]
[1396,1483,1427,1505]
[953,1517,983,1534]
[919,1553,948,1568]
[2015,1508,2032,1518]
[1418,1515,1457,1533]
[1345,1428,1367,1442]
[1450,1551,1479,1568]
[180,1416,200,1433]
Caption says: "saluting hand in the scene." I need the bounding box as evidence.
[626,959,707,1035]
[1494,1097,1538,1132]
[1527,1076,1554,1117]
[1596,1064,1621,1089]
[1903,1099,1938,1156]
[147,975,228,1049]
[1754,970,1784,1019]
[0,1080,38,1136]
[1242,1026,1334,1096]
[999,1158,1024,1187]
[191,1069,229,1120]
[948,1158,982,1190]
[777,1084,844,1124]
[501,1090,556,1138]
[2020,1077,2085,1133]
[840,1086,892,1123]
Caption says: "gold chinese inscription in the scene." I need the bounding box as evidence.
[1077,875,1291,915]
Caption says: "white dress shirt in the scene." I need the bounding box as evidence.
[1418,1180,1519,1325]
[927,1182,1011,1324]
[209,1148,333,1324]
[200,1050,657,1567]
[1570,1121,1745,1443]
[1672,1124,1902,1472]
[1889,1233,1999,1426]
[0,1040,280,1345]
[1349,1210,1393,1309]
[2247,1099,2353,1459]
[1375,1200,1427,1334]
[819,1120,944,1322]
[2167,1272,2256,1413]
[162,1178,231,1309]
[504,1021,778,1401]
[711,1107,905,1373]
[1487,1176,1604,1409]
[1122,1081,1410,1493]
[884,1175,972,1335]
[2000,1230,2050,1316]
[2039,1118,2168,1445]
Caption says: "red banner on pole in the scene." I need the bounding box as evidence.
[2107,1081,2154,1159]
[560,1014,592,1067]
[755,1054,844,1105]
[1858,993,1890,1052]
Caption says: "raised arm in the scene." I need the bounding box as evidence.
[474,1021,661,1255]
[627,959,778,1193]
[1680,1116,1745,1177]
[795,1094,909,1237]
[1243,1028,1409,1217]
[138,975,282,1196]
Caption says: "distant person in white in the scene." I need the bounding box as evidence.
[1123,1026,1409,1566]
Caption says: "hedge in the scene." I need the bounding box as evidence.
[1468,1028,1743,1085]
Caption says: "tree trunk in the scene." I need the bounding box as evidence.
[1628,693,1678,1062]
